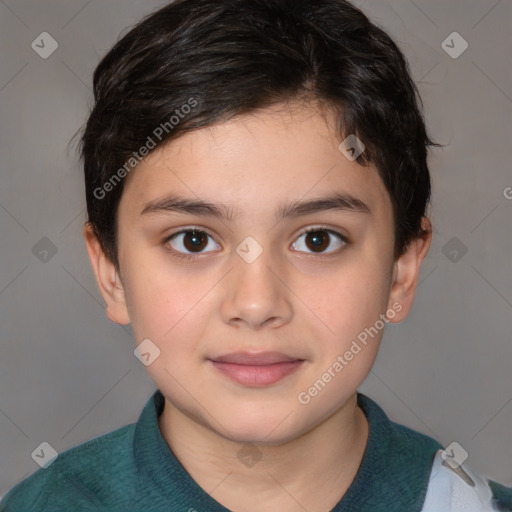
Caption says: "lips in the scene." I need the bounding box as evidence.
[210,351,301,365]
[208,351,304,387]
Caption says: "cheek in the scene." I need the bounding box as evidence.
[124,259,210,346]
[304,259,391,338]
[127,275,209,392]
[293,263,391,410]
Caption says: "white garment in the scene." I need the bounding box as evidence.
[421,450,501,511]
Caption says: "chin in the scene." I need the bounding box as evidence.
[213,409,303,447]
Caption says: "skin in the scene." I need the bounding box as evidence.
[84,101,431,512]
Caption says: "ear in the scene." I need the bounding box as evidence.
[83,223,131,325]
[387,217,432,323]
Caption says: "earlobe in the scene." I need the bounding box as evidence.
[387,217,432,323]
[83,223,131,325]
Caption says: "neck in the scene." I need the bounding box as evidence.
[158,394,369,512]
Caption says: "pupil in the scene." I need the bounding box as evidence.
[185,231,206,251]
[307,231,328,252]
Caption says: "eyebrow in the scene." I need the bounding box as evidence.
[140,192,371,223]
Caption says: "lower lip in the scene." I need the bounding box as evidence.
[209,360,304,387]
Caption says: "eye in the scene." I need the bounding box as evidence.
[291,227,347,255]
[163,226,347,260]
[164,229,220,259]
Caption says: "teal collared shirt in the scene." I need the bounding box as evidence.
[1,389,509,511]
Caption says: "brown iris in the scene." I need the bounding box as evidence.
[183,231,209,252]
[304,230,330,253]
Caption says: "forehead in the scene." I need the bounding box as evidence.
[119,102,392,223]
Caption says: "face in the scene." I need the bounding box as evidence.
[85,101,428,445]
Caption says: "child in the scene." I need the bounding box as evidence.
[2,0,511,510]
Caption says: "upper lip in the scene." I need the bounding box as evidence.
[209,351,302,365]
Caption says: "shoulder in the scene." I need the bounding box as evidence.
[0,423,136,512]
[388,416,443,453]
[421,449,512,512]
[353,393,443,509]
[356,394,512,511]
[357,392,443,462]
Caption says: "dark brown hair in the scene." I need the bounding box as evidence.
[77,0,440,269]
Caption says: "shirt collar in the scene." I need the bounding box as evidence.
[333,393,441,511]
[134,388,230,510]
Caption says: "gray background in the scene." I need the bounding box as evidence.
[1,0,511,498]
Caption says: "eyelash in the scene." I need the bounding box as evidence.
[162,226,348,261]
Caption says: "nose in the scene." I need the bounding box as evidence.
[220,247,293,330]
